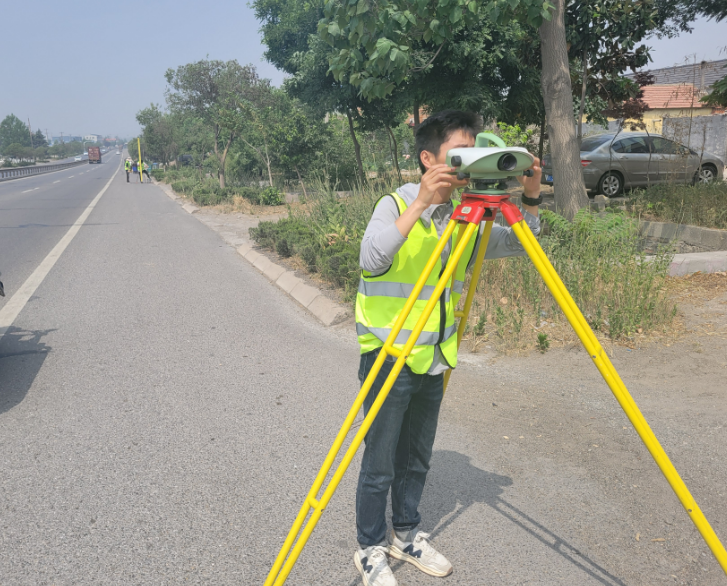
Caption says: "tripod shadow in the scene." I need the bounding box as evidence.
[0,326,53,414]
[347,450,626,585]
[420,450,627,586]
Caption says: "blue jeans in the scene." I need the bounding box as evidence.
[356,350,444,547]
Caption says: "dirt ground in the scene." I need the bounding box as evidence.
[428,273,727,586]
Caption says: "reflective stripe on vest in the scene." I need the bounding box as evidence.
[355,192,479,374]
[356,322,458,346]
[357,279,464,302]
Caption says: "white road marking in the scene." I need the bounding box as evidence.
[22,189,32,193]
[0,161,121,341]
[69,175,75,178]
[53,180,60,183]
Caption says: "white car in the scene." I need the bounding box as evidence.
[74,156,82,161]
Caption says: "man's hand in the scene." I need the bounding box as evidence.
[517,156,542,198]
[414,164,463,210]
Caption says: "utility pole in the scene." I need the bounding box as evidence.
[28,118,34,148]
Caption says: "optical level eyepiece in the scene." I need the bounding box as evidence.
[451,155,462,167]
[497,153,518,171]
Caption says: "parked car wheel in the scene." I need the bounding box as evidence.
[597,172,623,197]
[694,164,717,184]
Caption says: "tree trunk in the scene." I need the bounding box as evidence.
[347,109,365,184]
[539,0,589,219]
[264,142,274,187]
[294,164,308,198]
[577,49,588,144]
[214,124,226,189]
[413,99,421,131]
[386,126,402,182]
[538,110,546,163]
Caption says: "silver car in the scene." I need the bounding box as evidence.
[541,132,724,197]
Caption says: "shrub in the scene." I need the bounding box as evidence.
[259,186,284,206]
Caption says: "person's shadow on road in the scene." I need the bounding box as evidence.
[0,326,53,414]
[348,449,626,585]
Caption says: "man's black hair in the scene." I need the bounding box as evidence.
[415,110,483,173]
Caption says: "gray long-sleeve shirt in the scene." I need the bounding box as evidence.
[359,182,541,375]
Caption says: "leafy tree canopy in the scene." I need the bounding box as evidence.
[0,114,31,152]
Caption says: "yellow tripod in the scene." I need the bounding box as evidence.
[264,190,727,585]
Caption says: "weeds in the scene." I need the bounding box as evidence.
[537,333,550,353]
[466,208,676,352]
[627,180,727,229]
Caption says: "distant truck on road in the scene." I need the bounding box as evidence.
[88,146,102,164]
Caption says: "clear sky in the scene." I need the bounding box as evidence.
[0,3,724,140]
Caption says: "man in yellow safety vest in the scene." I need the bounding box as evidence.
[124,159,131,182]
[353,110,543,586]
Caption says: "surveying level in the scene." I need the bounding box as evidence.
[264,133,727,585]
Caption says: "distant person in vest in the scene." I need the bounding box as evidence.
[124,159,131,182]
[353,110,542,586]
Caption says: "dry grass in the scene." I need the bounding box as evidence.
[462,270,727,355]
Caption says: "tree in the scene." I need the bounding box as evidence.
[0,114,31,153]
[136,104,181,166]
[318,0,594,218]
[566,0,656,142]
[165,60,266,188]
[538,0,589,216]
[32,129,48,149]
[268,97,331,196]
[254,0,369,183]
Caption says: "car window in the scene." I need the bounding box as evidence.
[580,134,613,153]
[612,137,649,154]
[651,137,679,154]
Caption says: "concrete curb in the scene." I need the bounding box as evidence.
[234,243,349,326]
[669,250,727,276]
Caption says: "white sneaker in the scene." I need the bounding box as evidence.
[354,545,398,586]
[388,530,453,577]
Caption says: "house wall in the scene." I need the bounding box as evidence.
[662,114,727,163]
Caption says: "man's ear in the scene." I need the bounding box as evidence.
[419,149,436,171]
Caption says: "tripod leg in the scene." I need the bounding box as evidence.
[266,221,479,586]
[444,221,493,393]
[509,219,727,575]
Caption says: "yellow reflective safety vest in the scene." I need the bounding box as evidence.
[355,192,479,374]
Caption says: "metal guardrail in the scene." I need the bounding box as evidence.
[0,159,87,182]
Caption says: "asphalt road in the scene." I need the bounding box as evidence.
[0,163,724,585]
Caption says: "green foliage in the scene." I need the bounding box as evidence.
[702,66,727,108]
[259,186,284,206]
[32,130,48,148]
[155,166,284,207]
[165,59,269,187]
[536,332,550,353]
[250,179,388,300]
[494,122,535,148]
[472,208,674,347]
[627,181,727,229]
[0,114,31,153]
[320,0,554,100]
